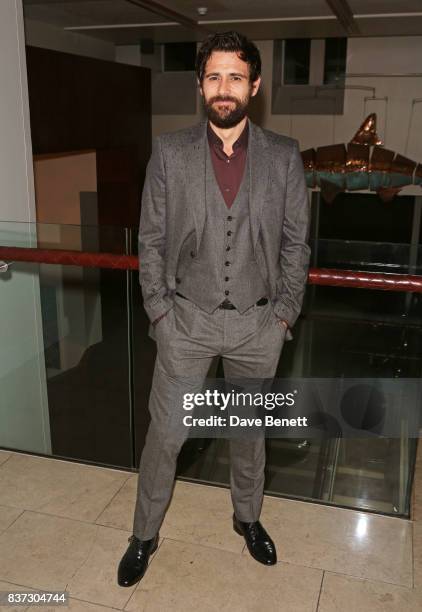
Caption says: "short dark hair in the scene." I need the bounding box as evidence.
[195,31,261,83]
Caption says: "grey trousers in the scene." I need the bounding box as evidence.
[132,294,286,540]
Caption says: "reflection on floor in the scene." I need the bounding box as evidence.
[0,446,421,611]
[178,436,411,516]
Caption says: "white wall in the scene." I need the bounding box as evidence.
[0,0,50,453]
[346,37,422,164]
[264,36,422,153]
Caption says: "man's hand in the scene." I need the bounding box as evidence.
[277,318,289,331]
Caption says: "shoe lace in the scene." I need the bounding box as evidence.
[249,523,260,540]
[248,523,274,551]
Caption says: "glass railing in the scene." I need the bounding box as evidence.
[0,220,134,466]
[0,221,420,518]
[313,239,422,274]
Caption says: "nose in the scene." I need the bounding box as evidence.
[217,77,230,96]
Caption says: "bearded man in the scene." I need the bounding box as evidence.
[118,31,311,587]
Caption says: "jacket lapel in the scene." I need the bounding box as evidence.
[248,120,270,252]
[184,120,207,252]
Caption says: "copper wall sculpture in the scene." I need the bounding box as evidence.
[301,114,422,203]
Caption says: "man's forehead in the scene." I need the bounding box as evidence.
[205,51,249,74]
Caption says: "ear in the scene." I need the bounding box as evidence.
[197,78,203,96]
[250,76,261,97]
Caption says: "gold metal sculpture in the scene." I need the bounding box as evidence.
[301,113,422,202]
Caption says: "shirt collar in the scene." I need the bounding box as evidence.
[207,119,249,152]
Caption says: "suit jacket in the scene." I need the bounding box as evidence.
[138,118,311,341]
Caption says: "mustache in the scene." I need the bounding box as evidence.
[208,95,239,104]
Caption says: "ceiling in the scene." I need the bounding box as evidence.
[23,0,422,44]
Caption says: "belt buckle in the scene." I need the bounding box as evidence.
[219,299,234,310]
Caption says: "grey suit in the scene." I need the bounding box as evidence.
[132,118,311,540]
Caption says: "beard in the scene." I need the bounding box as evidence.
[203,90,251,128]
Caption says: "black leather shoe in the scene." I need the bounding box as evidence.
[117,533,159,587]
[233,514,277,565]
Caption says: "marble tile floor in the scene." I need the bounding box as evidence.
[0,446,421,611]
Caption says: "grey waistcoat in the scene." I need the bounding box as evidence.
[176,141,268,314]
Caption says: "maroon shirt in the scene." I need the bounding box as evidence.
[207,120,249,208]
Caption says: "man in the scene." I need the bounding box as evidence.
[118,31,310,587]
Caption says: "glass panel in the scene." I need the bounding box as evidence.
[164,42,196,72]
[0,220,133,467]
[324,37,347,85]
[283,39,311,85]
[314,239,421,273]
[317,193,415,243]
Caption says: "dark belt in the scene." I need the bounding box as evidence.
[176,292,268,310]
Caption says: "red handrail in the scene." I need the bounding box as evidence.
[0,246,138,270]
[1,245,422,292]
